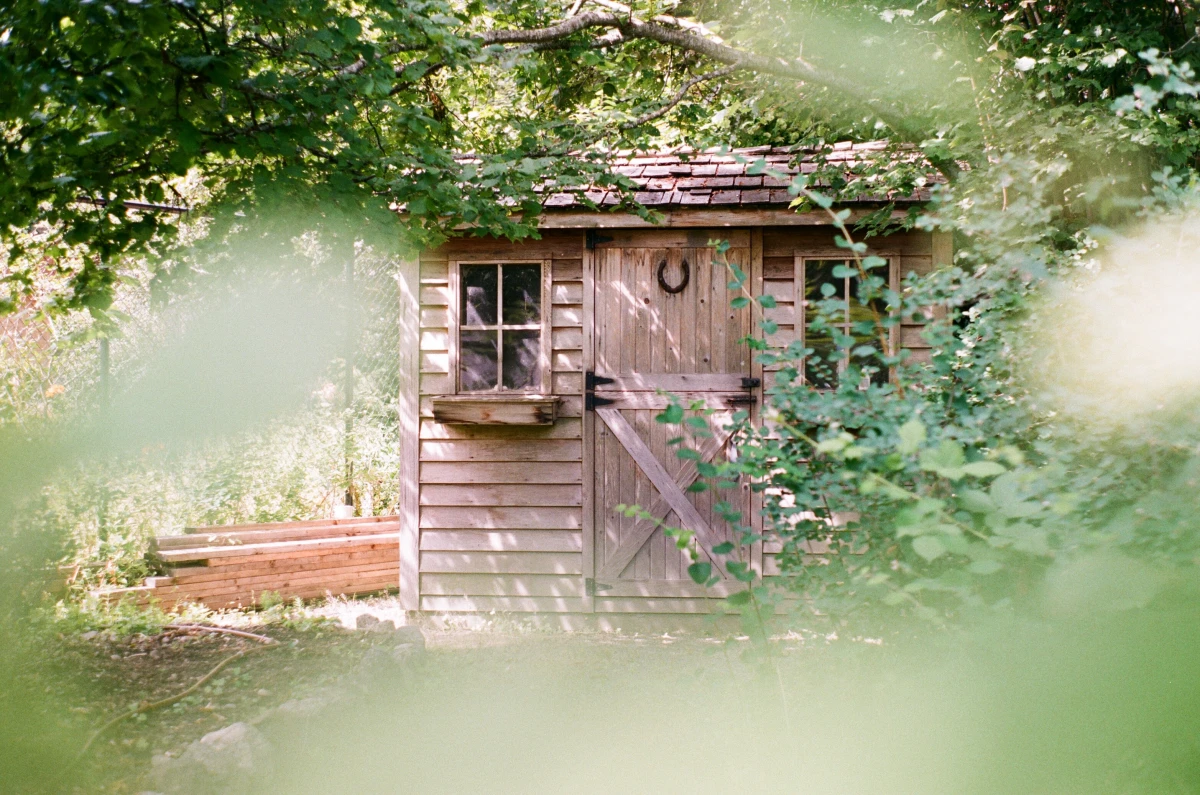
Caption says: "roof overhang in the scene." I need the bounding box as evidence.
[532,205,915,229]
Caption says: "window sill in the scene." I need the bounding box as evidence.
[431,394,561,425]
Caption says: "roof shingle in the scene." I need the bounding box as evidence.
[542,144,935,209]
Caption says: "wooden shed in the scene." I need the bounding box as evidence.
[395,145,949,616]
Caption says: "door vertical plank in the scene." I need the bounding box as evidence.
[602,252,620,571]
[635,248,652,375]
[644,402,665,580]
[581,234,596,612]
[665,248,681,374]
[660,249,680,579]
[750,228,765,574]
[680,248,697,374]
[398,255,421,611]
[696,245,712,374]
[631,250,649,579]
[731,247,751,372]
[711,247,728,375]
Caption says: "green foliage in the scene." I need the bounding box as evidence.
[9,0,1200,620]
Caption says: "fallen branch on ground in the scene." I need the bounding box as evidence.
[74,642,274,763]
[164,624,277,645]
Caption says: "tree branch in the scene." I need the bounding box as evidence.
[621,64,739,130]
[478,8,923,143]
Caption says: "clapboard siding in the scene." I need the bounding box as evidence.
[420,573,586,597]
[420,595,587,613]
[763,227,932,258]
[420,439,582,462]
[419,530,582,552]
[417,235,587,607]
[419,418,582,440]
[420,506,582,530]
[420,484,582,506]
[421,462,583,484]
[419,551,583,574]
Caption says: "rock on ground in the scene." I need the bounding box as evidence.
[149,722,273,794]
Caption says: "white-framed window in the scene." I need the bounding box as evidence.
[799,257,894,388]
[451,260,551,393]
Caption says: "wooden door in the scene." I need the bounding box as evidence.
[588,234,756,604]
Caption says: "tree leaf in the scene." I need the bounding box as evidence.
[961,461,1006,478]
[912,536,946,561]
[687,562,712,585]
[897,418,926,454]
[967,560,1003,575]
[656,403,684,424]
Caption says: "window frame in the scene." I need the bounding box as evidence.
[795,254,899,388]
[449,259,552,395]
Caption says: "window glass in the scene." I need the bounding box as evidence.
[804,259,888,387]
[461,265,498,326]
[460,330,499,391]
[502,330,542,390]
[803,331,839,389]
[457,263,544,393]
[502,264,542,325]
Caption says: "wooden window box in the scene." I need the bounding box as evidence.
[431,394,561,426]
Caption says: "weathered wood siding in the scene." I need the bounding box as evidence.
[416,232,587,612]
[409,226,947,612]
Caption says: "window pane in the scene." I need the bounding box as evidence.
[460,330,499,391]
[461,265,498,326]
[805,260,846,303]
[502,265,542,325]
[804,332,839,389]
[502,330,541,390]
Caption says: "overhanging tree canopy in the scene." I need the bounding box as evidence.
[4,1,1200,313]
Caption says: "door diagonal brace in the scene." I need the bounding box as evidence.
[595,408,732,581]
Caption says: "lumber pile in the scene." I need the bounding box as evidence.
[95,516,400,610]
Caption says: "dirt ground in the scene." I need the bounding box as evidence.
[18,595,843,794]
[14,595,1200,794]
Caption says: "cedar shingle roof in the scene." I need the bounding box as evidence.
[541,143,936,209]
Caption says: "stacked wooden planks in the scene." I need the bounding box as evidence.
[96,516,400,610]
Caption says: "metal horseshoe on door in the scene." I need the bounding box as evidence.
[657,257,690,294]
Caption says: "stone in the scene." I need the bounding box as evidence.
[354,613,381,630]
[261,685,343,726]
[149,722,273,794]
[392,625,426,651]
[391,643,419,662]
[365,619,397,633]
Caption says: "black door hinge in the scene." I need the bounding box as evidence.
[741,377,761,389]
[585,229,614,250]
[586,371,616,390]
[586,393,616,410]
[586,371,617,410]
[585,578,613,596]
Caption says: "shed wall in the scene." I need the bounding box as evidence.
[408,226,945,613]
[416,231,587,613]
